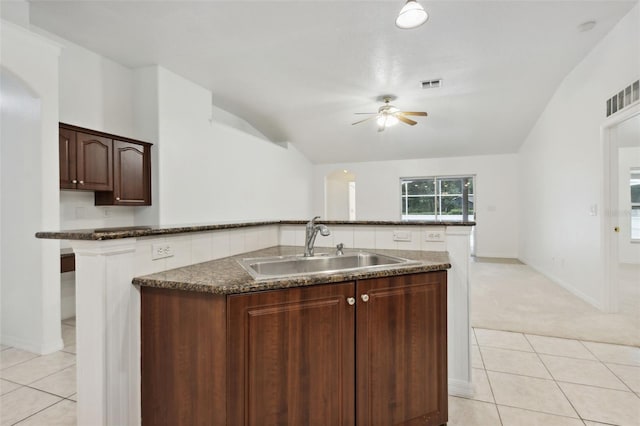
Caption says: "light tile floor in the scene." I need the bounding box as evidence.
[0,317,76,426]
[2,319,640,425]
[452,327,640,426]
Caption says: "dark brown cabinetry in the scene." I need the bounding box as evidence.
[141,271,447,426]
[95,140,151,206]
[356,272,447,426]
[59,127,113,191]
[228,282,356,426]
[59,123,152,205]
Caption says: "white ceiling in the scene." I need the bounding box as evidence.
[28,0,637,164]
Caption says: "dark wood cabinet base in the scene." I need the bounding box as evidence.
[141,271,447,426]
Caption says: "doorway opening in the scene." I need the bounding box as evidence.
[603,105,640,313]
[325,170,356,220]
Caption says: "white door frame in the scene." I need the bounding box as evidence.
[601,103,640,313]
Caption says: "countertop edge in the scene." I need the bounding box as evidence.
[132,247,451,295]
[132,264,451,295]
[36,220,475,241]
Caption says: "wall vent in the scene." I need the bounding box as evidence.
[421,79,442,89]
[606,79,639,117]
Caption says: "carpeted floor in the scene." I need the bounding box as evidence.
[470,259,640,346]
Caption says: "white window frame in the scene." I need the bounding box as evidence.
[400,175,476,222]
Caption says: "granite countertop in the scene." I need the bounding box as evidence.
[132,246,451,295]
[35,219,475,241]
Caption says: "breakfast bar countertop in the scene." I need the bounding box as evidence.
[35,219,475,241]
[132,246,451,295]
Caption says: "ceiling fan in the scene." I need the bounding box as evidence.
[352,96,428,132]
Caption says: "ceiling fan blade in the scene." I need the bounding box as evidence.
[396,114,417,126]
[401,111,428,116]
[352,116,377,125]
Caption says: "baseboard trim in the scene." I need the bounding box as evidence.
[1,334,64,355]
[520,258,603,310]
[448,378,474,398]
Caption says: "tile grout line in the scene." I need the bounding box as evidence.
[524,333,584,422]
[2,361,76,393]
[23,382,76,400]
[553,379,637,394]
[0,353,41,372]
[473,326,639,348]
[493,402,589,422]
[473,328,504,426]
[9,397,67,426]
[580,341,639,394]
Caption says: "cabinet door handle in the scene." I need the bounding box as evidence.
[116,197,120,201]
[347,297,355,306]
[71,180,78,184]
[79,180,84,185]
[361,294,369,302]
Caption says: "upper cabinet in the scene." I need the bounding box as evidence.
[95,140,151,206]
[59,123,152,206]
[58,127,77,190]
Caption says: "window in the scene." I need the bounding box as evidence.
[631,170,640,241]
[401,176,475,222]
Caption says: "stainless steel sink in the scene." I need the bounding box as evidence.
[238,252,416,280]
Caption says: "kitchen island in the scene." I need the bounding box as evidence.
[136,246,450,425]
[36,220,473,426]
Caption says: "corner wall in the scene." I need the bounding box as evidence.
[313,154,519,258]
[154,67,313,224]
[517,5,640,307]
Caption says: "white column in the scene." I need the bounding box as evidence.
[71,239,140,426]
[445,226,473,397]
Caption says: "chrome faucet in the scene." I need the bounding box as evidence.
[304,216,330,257]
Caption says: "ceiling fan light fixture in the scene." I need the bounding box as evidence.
[376,114,399,129]
[395,0,429,30]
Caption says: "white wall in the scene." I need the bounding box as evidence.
[155,67,313,224]
[518,5,640,307]
[0,21,62,353]
[47,32,141,233]
[314,154,519,258]
[54,33,134,136]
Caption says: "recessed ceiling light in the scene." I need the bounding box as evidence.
[578,20,597,32]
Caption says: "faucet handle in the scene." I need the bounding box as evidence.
[336,243,344,255]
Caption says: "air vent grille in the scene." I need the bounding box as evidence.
[606,80,639,117]
[421,79,442,89]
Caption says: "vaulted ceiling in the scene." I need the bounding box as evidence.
[28,0,637,164]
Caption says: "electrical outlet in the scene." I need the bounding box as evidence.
[393,231,411,242]
[425,231,445,242]
[152,243,174,260]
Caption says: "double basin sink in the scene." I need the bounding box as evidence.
[238,251,417,280]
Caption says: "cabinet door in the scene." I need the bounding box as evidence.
[228,283,356,426]
[112,140,150,205]
[76,132,112,191]
[59,128,76,189]
[356,272,447,426]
